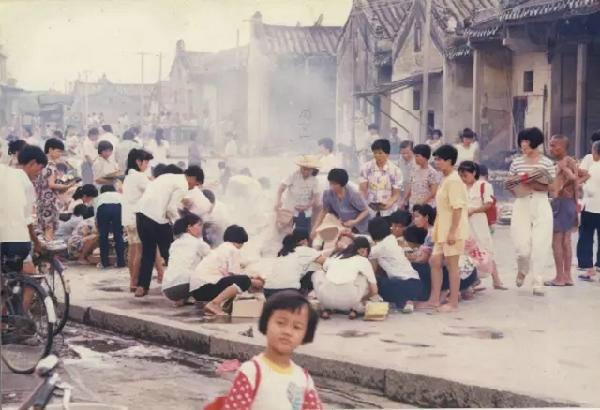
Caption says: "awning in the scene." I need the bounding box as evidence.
[354,68,443,97]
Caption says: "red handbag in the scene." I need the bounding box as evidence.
[480,182,497,226]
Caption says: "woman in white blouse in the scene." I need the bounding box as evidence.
[312,236,378,320]
[458,161,506,290]
[122,148,154,291]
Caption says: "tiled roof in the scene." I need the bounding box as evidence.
[500,0,600,21]
[444,43,474,58]
[352,0,413,39]
[432,0,501,32]
[200,46,248,74]
[258,24,342,56]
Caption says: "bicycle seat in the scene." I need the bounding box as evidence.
[1,255,25,274]
[35,354,59,376]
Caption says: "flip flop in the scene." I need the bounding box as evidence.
[578,274,595,282]
[564,282,574,287]
[543,280,565,287]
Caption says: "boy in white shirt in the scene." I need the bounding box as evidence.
[96,185,125,269]
[368,217,423,313]
[162,214,211,305]
[93,140,120,186]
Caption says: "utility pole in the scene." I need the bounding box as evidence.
[157,52,163,113]
[419,0,433,143]
[137,52,151,123]
[82,70,91,129]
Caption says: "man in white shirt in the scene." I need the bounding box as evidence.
[1,145,48,274]
[368,217,423,313]
[82,127,99,184]
[95,185,125,269]
[134,165,203,296]
[577,140,600,279]
[579,130,600,172]
[99,124,119,161]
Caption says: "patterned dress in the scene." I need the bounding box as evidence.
[35,161,61,233]
[67,218,96,258]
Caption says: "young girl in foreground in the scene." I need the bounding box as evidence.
[210,291,323,410]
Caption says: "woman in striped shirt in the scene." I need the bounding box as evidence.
[507,127,555,296]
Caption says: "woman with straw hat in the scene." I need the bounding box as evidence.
[274,155,321,232]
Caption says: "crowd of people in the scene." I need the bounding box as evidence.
[1,122,600,320]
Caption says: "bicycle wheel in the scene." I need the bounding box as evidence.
[1,278,55,374]
[39,259,70,335]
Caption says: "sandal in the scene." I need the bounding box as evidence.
[348,310,358,320]
[320,310,331,320]
[134,287,147,297]
[578,274,595,282]
[544,280,565,287]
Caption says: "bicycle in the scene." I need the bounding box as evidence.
[17,354,128,410]
[35,248,70,335]
[1,255,57,374]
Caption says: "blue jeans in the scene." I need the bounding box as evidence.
[293,212,311,233]
[376,276,424,308]
[577,211,600,269]
[96,204,125,268]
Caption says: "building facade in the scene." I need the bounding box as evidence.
[467,0,600,157]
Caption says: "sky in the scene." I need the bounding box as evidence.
[0,0,352,91]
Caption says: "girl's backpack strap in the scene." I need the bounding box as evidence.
[251,359,262,399]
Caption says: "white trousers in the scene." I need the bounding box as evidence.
[510,192,553,288]
[312,270,369,313]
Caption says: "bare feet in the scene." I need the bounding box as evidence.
[134,287,147,297]
[415,301,440,310]
[439,290,450,304]
[204,301,227,316]
[437,304,458,313]
[348,310,358,320]
[516,272,526,288]
[493,282,508,290]
[173,299,187,307]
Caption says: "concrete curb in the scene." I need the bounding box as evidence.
[68,303,577,408]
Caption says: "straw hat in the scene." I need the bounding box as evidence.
[295,155,321,169]
[276,208,294,231]
[315,213,343,251]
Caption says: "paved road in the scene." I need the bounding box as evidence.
[2,324,408,410]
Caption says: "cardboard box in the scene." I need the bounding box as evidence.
[231,297,264,318]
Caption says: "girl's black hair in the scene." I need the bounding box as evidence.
[97,140,113,154]
[404,226,428,245]
[152,163,167,178]
[8,139,27,156]
[72,204,89,218]
[388,210,412,227]
[517,127,544,149]
[72,184,99,200]
[368,217,391,242]
[223,225,248,244]
[413,204,436,226]
[258,290,318,344]
[44,138,65,154]
[457,160,480,179]
[173,213,202,236]
[278,229,310,257]
[100,184,116,193]
[126,148,154,174]
[334,236,371,259]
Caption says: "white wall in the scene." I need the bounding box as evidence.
[511,51,551,132]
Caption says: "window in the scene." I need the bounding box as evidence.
[427,110,435,130]
[413,90,421,111]
[523,71,534,92]
[414,23,422,52]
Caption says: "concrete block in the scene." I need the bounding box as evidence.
[209,335,263,360]
[293,353,385,390]
[384,369,576,408]
[68,304,89,323]
[85,307,210,354]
